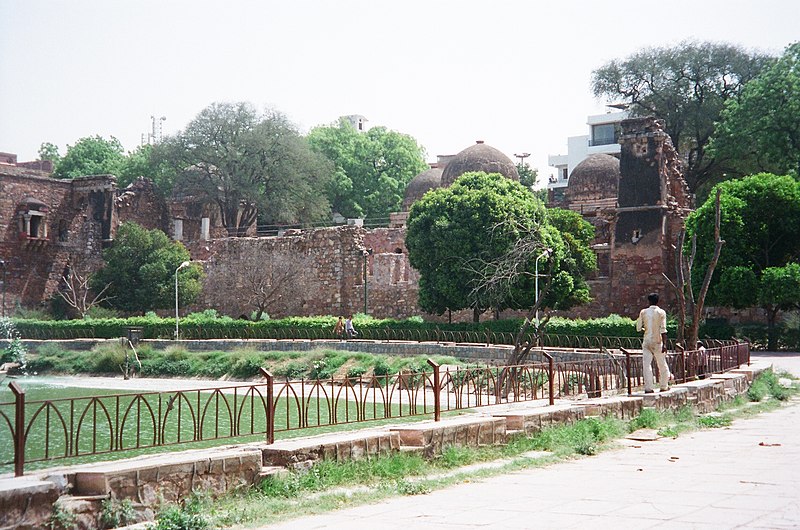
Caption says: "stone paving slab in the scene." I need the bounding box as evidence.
[257,392,800,529]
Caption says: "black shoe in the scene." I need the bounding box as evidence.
[644,389,655,394]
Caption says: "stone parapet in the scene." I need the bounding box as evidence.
[259,429,400,469]
[0,477,60,530]
[389,416,506,458]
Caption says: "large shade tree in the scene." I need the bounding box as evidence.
[709,42,800,178]
[591,41,770,194]
[307,118,428,220]
[686,173,800,349]
[92,222,202,314]
[406,172,595,322]
[157,102,333,236]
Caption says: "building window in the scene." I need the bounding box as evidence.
[17,197,49,240]
[590,123,619,146]
[561,167,568,180]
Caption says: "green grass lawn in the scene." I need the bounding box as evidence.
[0,379,442,475]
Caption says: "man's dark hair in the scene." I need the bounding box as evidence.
[647,292,659,305]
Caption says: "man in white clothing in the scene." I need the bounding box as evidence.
[635,292,670,393]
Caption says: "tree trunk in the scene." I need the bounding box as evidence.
[472,307,480,323]
[766,307,779,351]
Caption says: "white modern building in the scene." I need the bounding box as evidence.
[547,107,628,203]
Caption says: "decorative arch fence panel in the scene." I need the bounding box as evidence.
[0,340,748,476]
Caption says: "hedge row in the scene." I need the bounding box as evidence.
[5,313,738,342]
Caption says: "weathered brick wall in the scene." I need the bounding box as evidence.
[190,226,421,319]
[0,169,114,312]
[116,177,170,233]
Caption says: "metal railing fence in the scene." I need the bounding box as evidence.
[0,341,749,476]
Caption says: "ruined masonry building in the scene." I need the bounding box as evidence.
[0,117,691,320]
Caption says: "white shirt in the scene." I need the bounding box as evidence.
[636,305,667,344]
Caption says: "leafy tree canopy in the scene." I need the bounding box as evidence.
[116,144,177,193]
[37,142,60,163]
[591,41,770,194]
[307,118,428,220]
[709,42,800,178]
[92,222,202,314]
[516,162,539,189]
[156,102,333,236]
[687,173,800,349]
[406,172,595,320]
[53,135,126,179]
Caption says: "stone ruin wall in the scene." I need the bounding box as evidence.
[188,226,420,319]
[0,168,115,312]
[608,117,692,317]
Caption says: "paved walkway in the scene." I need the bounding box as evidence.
[259,352,800,529]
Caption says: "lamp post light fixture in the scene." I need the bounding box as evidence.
[514,152,531,166]
[174,261,191,340]
[363,248,373,315]
[534,248,552,326]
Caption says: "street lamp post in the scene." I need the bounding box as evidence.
[534,249,552,326]
[514,152,531,166]
[175,261,190,340]
[363,249,373,315]
[0,259,6,318]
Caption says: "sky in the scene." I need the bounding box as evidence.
[0,0,797,184]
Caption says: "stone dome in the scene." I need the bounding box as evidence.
[402,167,443,211]
[566,154,620,204]
[440,142,520,187]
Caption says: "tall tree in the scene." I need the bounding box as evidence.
[516,162,539,189]
[53,135,126,179]
[709,42,800,177]
[591,41,770,194]
[307,118,428,220]
[92,222,202,314]
[406,172,594,322]
[117,144,177,193]
[686,173,800,349]
[158,102,332,236]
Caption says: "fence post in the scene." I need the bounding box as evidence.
[259,368,275,444]
[427,359,441,421]
[621,348,632,396]
[485,330,490,347]
[541,352,555,406]
[10,381,25,477]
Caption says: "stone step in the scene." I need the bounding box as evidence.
[258,466,288,480]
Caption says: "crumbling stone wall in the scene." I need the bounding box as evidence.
[608,117,692,316]
[0,168,115,312]
[190,226,421,319]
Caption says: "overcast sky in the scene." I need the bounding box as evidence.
[1,0,797,183]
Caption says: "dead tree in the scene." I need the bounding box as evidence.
[663,189,725,348]
[58,259,111,318]
[470,222,557,399]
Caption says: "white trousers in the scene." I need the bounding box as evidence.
[643,340,670,391]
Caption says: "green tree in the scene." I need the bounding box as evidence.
[406,172,594,322]
[543,208,596,309]
[591,41,770,193]
[37,142,60,163]
[687,173,800,349]
[307,118,428,220]
[516,162,539,189]
[117,144,177,193]
[92,222,202,314]
[709,42,800,177]
[158,102,332,236]
[53,135,126,179]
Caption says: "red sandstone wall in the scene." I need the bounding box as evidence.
[0,170,113,313]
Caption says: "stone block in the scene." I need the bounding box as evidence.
[0,477,61,530]
[260,429,400,468]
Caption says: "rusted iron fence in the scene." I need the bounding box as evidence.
[0,341,748,476]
